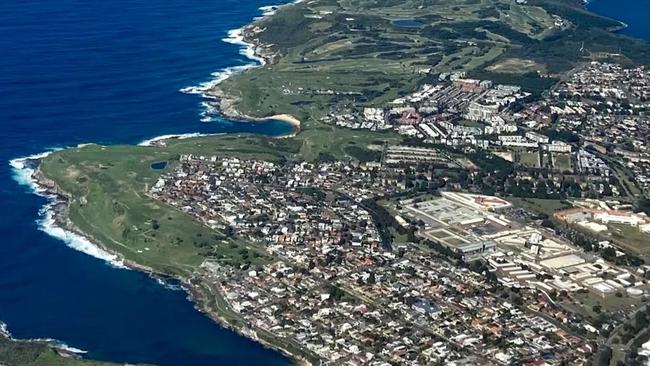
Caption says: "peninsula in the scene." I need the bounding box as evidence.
[28,0,650,365]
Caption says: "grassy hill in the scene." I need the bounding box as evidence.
[37,131,399,277]
[216,0,650,126]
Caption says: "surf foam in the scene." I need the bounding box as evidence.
[0,321,11,338]
[155,277,182,291]
[9,152,127,269]
[181,0,309,122]
[138,132,224,146]
[33,338,88,354]
[37,201,127,269]
[179,2,281,122]
[0,321,87,354]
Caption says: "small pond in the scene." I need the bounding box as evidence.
[151,161,167,170]
[392,19,424,28]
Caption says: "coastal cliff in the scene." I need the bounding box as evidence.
[203,2,304,131]
[31,155,319,366]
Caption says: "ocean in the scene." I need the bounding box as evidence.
[0,0,648,365]
[0,0,291,365]
[587,0,650,40]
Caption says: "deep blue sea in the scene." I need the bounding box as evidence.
[588,0,650,40]
[0,0,648,365]
[0,0,292,365]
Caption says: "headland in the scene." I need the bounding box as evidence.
[22,0,650,365]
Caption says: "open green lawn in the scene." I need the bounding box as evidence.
[510,197,572,217]
[518,150,541,168]
[293,123,402,161]
[39,139,284,276]
[552,152,572,172]
[608,223,650,255]
[488,57,546,73]
[215,0,650,124]
[39,130,401,277]
[566,292,643,318]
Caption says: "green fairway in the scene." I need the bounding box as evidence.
[39,140,282,276]
[214,0,650,125]
[217,0,563,121]
[38,129,400,276]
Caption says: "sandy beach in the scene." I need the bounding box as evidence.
[267,113,301,128]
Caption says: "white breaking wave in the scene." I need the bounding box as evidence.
[200,101,221,122]
[0,321,11,338]
[9,152,127,270]
[180,0,308,122]
[221,28,267,66]
[33,338,88,354]
[179,26,265,100]
[180,0,307,101]
[137,132,224,146]
[0,321,86,354]
[9,150,60,193]
[178,64,256,97]
[258,5,279,17]
[37,201,127,269]
[179,4,275,121]
[155,277,182,291]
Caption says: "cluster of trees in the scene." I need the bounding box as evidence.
[505,178,572,199]
[551,221,645,267]
[541,128,580,143]
[467,70,558,97]
[344,145,382,162]
[328,284,346,301]
[361,199,404,249]
[607,305,650,366]
[637,199,650,216]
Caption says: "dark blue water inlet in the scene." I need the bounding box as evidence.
[0,0,292,365]
[587,0,650,41]
[151,161,168,170]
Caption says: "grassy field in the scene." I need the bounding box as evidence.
[39,129,401,277]
[39,140,279,276]
[509,197,571,217]
[215,0,650,124]
[513,149,541,168]
[218,0,560,121]
[487,57,546,73]
[552,152,573,172]
[0,336,125,366]
[566,292,643,317]
[609,223,650,255]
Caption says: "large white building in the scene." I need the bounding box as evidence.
[544,140,572,153]
[466,102,500,121]
[594,211,648,226]
[525,131,550,144]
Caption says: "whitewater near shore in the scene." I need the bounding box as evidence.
[180,0,304,130]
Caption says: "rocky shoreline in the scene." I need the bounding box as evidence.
[32,162,315,366]
[203,1,303,133]
[207,85,301,132]
[20,2,313,364]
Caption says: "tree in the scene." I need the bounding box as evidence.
[592,304,602,314]
[328,285,345,301]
